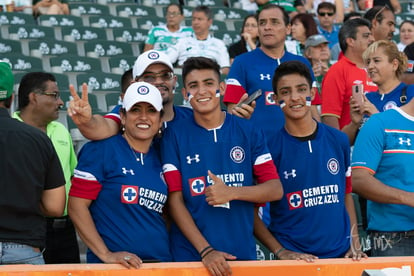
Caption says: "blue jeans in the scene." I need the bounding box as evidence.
[0,242,45,264]
[369,232,414,256]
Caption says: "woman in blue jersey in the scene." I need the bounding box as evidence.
[68,82,171,268]
[354,40,414,118]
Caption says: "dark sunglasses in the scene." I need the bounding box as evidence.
[318,12,334,17]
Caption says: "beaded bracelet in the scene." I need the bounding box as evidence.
[199,246,212,257]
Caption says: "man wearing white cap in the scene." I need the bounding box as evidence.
[68,50,253,141]
[68,82,172,267]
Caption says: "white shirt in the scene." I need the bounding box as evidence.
[166,34,230,68]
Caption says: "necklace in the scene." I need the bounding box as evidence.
[130,146,144,165]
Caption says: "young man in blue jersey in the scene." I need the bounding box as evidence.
[161,57,283,276]
[254,60,366,261]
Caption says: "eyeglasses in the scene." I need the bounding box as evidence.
[35,91,60,100]
[318,12,334,17]
[139,71,174,83]
[166,12,181,17]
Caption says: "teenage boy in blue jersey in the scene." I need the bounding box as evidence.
[254,60,367,261]
[161,57,283,276]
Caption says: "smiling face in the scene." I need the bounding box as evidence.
[136,63,176,106]
[365,46,398,86]
[121,102,162,144]
[273,73,314,121]
[182,68,223,115]
[400,21,414,46]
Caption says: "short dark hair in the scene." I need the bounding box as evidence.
[257,4,290,26]
[364,5,392,24]
[272,61,312,94]
[182,57,220,86]
[18,72,56,110]
[344,11,361,22]
[317,2,336,14]
[338,18,371,53]
[121,68,133,95]
[193,5,212,20]
[166,3,183,15]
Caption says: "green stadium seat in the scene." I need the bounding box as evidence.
[108,55,134,75]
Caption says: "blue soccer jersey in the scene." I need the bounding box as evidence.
[224,48,318,137]
[352,108,414,231]
[161,113,279,261]
[267,123,352,258]
[366,83,414,112]
[70,134,171,263]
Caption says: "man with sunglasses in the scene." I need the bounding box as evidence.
[12,72,80,264]
[316,2,339,49]
[363,5,395,42]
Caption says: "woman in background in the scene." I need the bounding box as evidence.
[228,15,259,64]
[397,20,414,52]
[288,13,318,56]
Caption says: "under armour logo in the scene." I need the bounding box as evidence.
[260,74,271,80]
[186,154,200,164]
[399,137,411,146]
[122,167,135,175]
[284,169,296,179]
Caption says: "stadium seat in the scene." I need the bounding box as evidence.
[29,39,79,71]
[400,2,414,13]
[105,92,121,112]
[3,54,44,73]
[37,14,83,27]
[84,40,134,72]
[134,17,164,30]
[88,15,133,40]
[115,4,158,27]
[187,0,227,8]
[50,55,103,88]
[0,38,24,56]
[212,30,241,47]
[76,72,122,111]
[37,14,84,40]
[112,27,146,55]
[0,12,36,38]
[96,0,136,16]
[108,55,135,75]
[70,2,111,25]
[209,20,229,32]
[7,25,55,55]
[61,26,108,56]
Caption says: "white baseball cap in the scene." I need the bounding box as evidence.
[122,82,163,112]
[132,50,174,78]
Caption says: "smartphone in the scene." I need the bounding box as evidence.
[352,84,364,106]
[236,89,262,108]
